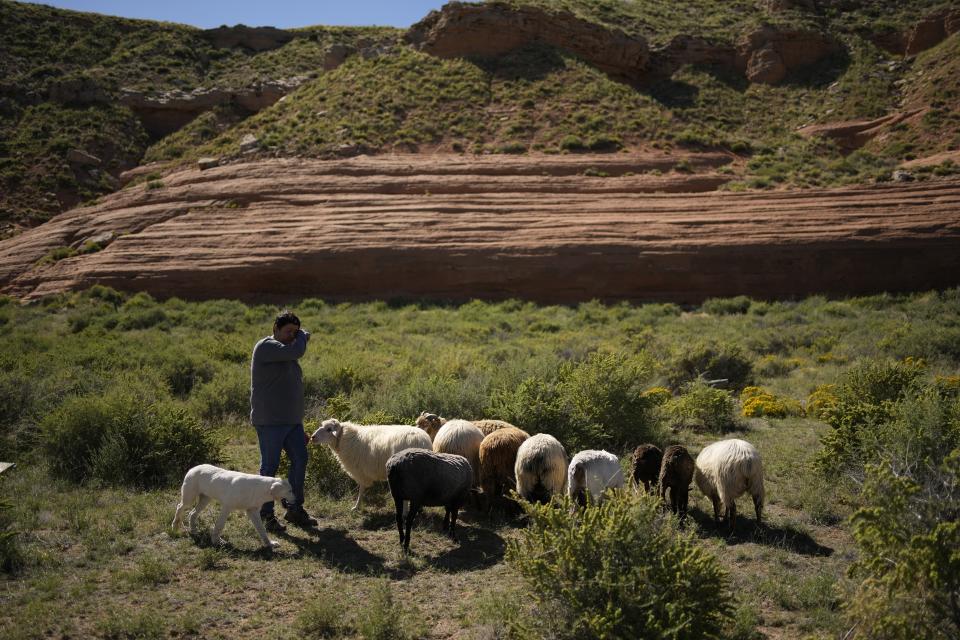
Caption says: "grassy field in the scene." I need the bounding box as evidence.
[0,289,958,638]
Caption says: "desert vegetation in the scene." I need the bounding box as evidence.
[0,287,958,638]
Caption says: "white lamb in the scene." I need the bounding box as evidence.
[515,433,568,504]
[310,418,432,510]
[694,438,765,530]
[432,419,484,487]
[567,449,624,506]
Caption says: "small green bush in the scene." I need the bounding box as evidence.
[815,358,926,473]
[507,491,733,639]
[667,341,752,391]
[41,389,221,488]
[295,596,343,638]
[701,296,752,315]
[662,380,738,432]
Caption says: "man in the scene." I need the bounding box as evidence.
[250,310,317,531]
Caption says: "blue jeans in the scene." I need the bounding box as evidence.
[254,423,308,517]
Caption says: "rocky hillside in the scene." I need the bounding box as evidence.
[1,0,959,301]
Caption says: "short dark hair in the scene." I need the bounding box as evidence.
[273,310,300,331]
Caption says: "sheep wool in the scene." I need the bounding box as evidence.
[658,444,695,519]
[386,449,473,551]
[694,438,765,529]
[631,444,663,493]
[473,419,518,437]
[515,433,568,504]
[432,419,485,487]
[310,418,432,510]
[568,449,624,506]
[478,426,530,500]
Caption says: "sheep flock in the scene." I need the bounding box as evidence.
[304,412,765,551]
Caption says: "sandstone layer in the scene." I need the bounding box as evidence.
[2,154,959,304]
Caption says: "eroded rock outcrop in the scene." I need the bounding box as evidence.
[119,77,307,137]
[737,25,841,84]
[2,154,958,304]
[201,25,295,52]
[798,108,926,152]
[872,8,960,55]
[405,1,650,83]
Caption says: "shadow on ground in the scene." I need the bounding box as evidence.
[688,508,834,557]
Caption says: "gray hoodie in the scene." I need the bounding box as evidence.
[249,329,310,426]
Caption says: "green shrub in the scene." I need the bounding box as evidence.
[507,492,733,639]
[558,351,656,450]
[845,447,960,640]
[188,368,249,422]
[41,389,221,488]
[667,342,752,391]
[701,296,752,315]
[815,358,926,473]
[662,380,737,432]
[295,596,344,638]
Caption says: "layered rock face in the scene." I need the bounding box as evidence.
[2,155,958,303]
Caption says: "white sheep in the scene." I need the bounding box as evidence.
[694,438,765,530]
[432,419,485,487]
[309,418,432,510]
[514,433,568,504]
[567,449,624,506]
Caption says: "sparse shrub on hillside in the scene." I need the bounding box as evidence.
[754,354,804,378]
[661,380,738,432]
[507,491,733,639]
[666,341,753,391]
[0,498,23,575]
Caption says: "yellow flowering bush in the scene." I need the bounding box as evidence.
[641,386,672,406]
[805,383,839,420]
[740,386,802,418]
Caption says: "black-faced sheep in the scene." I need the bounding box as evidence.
[478,426,530,506]
[309,418,432,510]
[514,433,567,504]
[658,445,695,519]
[631,444,663,493]
[567,450,624,506]
[386,448,472,552]
[432,419,485,487]
[694,438,765,530]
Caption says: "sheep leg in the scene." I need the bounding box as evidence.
[753,493,763,525]
[727,501,737,532]
[708,495,720,526]
[443,507,451,534]
[449,506,459,542]
[393,495,405,548]
[352,484,366,511]
[679,487,689,521]
[403,502,419,552]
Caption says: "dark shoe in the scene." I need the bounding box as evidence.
[263,514,287,533]
[283,507,318,528]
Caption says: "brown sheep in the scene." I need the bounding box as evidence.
[631,444,663,493]
[659,445,695,520]
[415,411,446,441]
[478,426,530,506]
[473,419,518,437]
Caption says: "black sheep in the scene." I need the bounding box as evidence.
[386,448,473,552]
